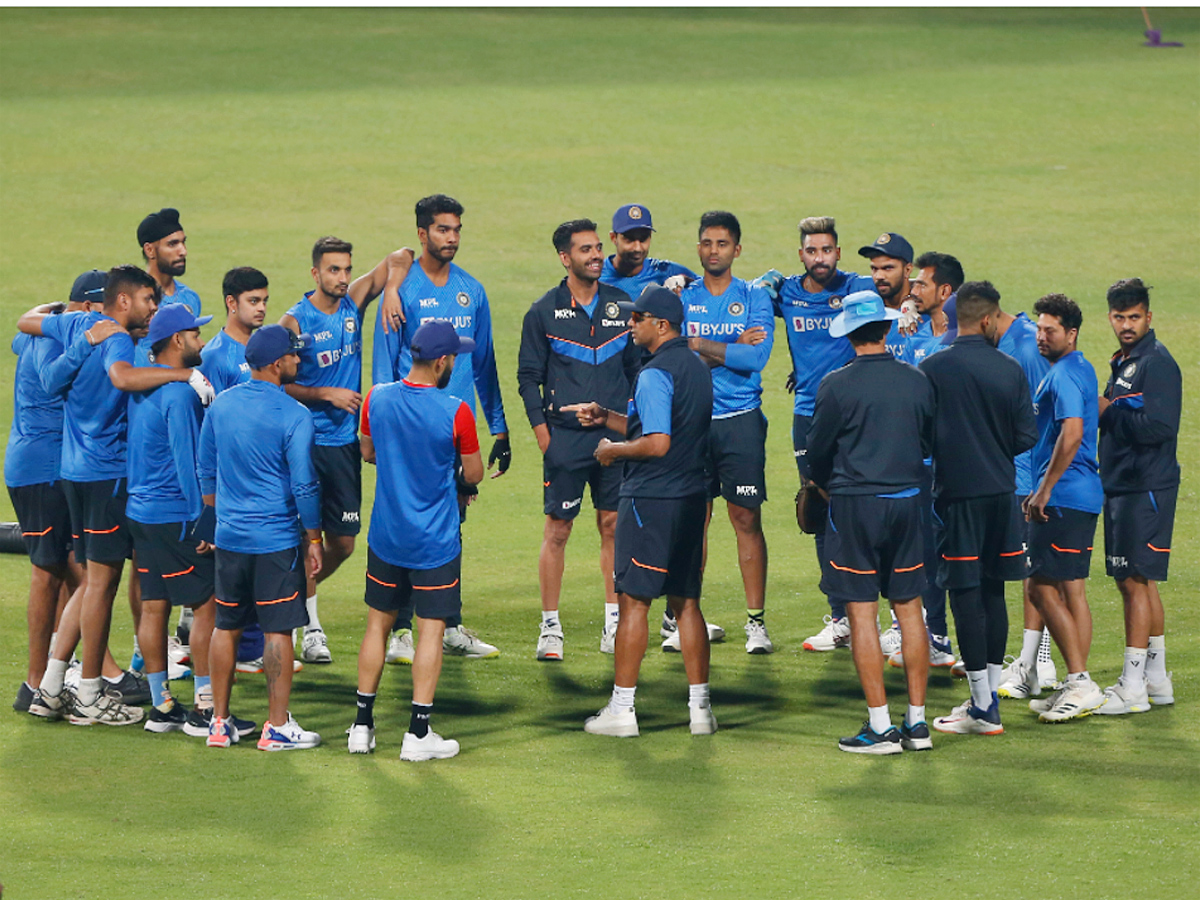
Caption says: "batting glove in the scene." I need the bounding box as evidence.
[188,370,215,407]
[751,269,784,301]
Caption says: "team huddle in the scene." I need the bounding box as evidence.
[5,197,1181,759]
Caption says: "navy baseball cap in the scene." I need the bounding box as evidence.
[829,291,902,338]
[245,324,312,367]
[858,232,914,264]
[146,304,213,346]
[940,293,958,345]
[617,284,684,327]
[69,269,108,304]
[611,203,655,234]
[411,319,476,360]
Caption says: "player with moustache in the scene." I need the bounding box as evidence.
[753,217,874,654]
[569,286,717,738]
[135,208,202,364]
[281,236,412,664]
[678,211,776,654]
[599,203,697,301]
[518,219,643,661]
[1023,294,1106,723]
[906,251,962,365]
[1094,278,1181,714]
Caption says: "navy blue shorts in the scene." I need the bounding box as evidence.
[705,411,767,508]
[364,547,462,620]
[613,495,706,601]
[62,478,132,563]
[934,492,1028,590]
[820,493,927,603]
[1104,488,1175,582]
[129,520,214,608]
[213,545,308,633]
[1027,506,1098,582]
[543,427,623,519]
[7,481,73,568]
[313,440,362,536]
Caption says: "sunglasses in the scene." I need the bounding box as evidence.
[630,312,660,324]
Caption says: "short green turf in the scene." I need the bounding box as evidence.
[1,8,1197,899]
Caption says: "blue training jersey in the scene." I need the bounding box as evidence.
[287,292,363,447]
[126,372,205,524]
[198,380,321,554]
[773,270,875,416]
[600,256,697,301]
[680,276,774,417]
[909,317,950,366]
[362,380,479,570]
[199,328,251,394]
[371,261,507,434]
[5,332,65,487]
[998,312,1051,495]
[1032,350,1103,514]
[135,282,202,365]
[885,319,915,363]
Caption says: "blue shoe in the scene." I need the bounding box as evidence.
[257,712,321,751]
[838,722,903,755]
[899,720,933,751]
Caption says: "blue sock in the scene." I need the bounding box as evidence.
[194,675,211,696]
[147,670,170,707]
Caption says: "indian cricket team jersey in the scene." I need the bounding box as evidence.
[998,312,1050,495]
[680,277,775,417]
[126,372,205,524]
[134,282,202,365]
[198,329,251,394]
[361,381,480,569]
[287,292,363,447]
[1032,350,1102,514]
[909,318,949,366]
[600,256,697,301]
[5,333,64,487]
[885,319,915,363]
[371,261,507,434]
[773,270,875,416]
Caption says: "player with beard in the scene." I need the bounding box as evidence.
[753,217,873,653]
[907,251,962,365]
[136,208,201,363]
[599,203,697,301]
[281,236,412,664]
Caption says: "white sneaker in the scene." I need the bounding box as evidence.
[879,624,903,657]
[928,634,956,668]
[235,657,304,673]
[443,626,499,659]
[802,614,850,652]
[933,697,1003,735]
[662,622,725,652]
[997,657,1040,699]
[386,629,414,665]
[68,692,144,726]
[400,730,460,761]
[536,622,564,661]
[300,628,333,664]
[660,614,677,640]
[584,704,638,737]
[347,723,376,753]
[745,619,774,654]
[1094,677,1151,715]
[951,659,967,678]
[1029,684,1068,714]
[1037,659,1060,690]
[257,712,321,750]
[689,704,717,735]
[1039,678,1106,723]
[168,635,190,666]
[168,659,192,680]
[662,630,682,652]
[600,621,618,654]
[1147,671,1174,706]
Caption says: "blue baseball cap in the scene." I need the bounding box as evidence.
[69,269,108,304]
[245,324,312,367]
[611,203,655,234]
[858,232,914,264]
[411,319,476,360]
[146,303,213,346]
[829,290,902,338]
[941,293,958,345]
[617,284,684,327]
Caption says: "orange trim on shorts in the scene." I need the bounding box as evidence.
[162,566,195,579]
[413,580,459,591]
[894,562,925,572]
[543,481,551,487]
[1147,543,1171,553]
[999,549,1024,557]
[830,561,877,575]
[22,525,53,536]
[1051,543,1082,554]
[367,572,397,588]
[941,555,978,562]
[214,598,238,607]
[84,525,121,535]
[257,591,300,606]
[137,568,149,573]
[632,558,668,574]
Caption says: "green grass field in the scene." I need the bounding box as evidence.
[1,8,1198,899]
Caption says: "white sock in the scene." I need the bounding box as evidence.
[49,631,58,657]
[305,594,321,632]
[987,663,1003,695]
[78,676,102,706]
[605,602,619,623]
[906,704,925,727]
[1037,627,1053,663]
[541,610,560,628]
[132,636,140,655]
[1146,635,1167,681]
[1019,628,1041,668]
[610,684,636,712]
[967,670,990,709]
[867,704,890,734]
[1067,670,1090,684]
[1122,647,1148,688]
[688,682,710,709]
[103,672,123,685]
[40,657,68,695]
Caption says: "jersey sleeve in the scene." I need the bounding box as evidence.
[470,286,508,434]
[634,368,674,435]
[285,409,321,531]
[453,401,480,455]
[41,326,95,396]
[360,386,374,437]
[723,284,775,373]
[198,410,217,497]
[165,389,205,520]
[1051,368,1087,422]
[371,300,402,386]
[517,302,550,429]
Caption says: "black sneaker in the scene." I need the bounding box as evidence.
[899,720,933,751]
[144,700,189,733]
[183,707,257,738]
[13,682,35,713]
[104,670,151,706]
[838,722,903,755]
